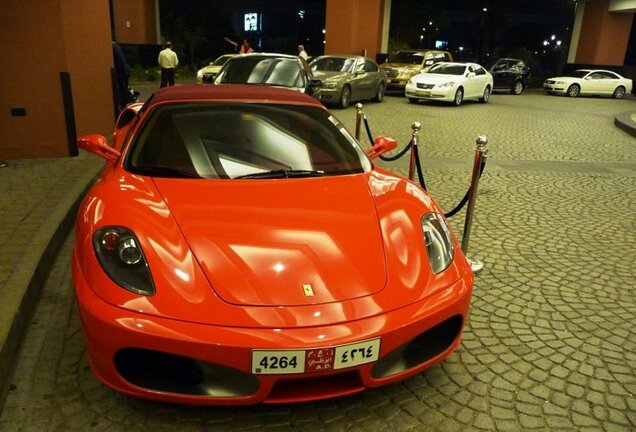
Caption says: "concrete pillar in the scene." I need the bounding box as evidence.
[325,0,389,59]
[571,0,634,66]
[111,0,159,45]
[0,0,114,159]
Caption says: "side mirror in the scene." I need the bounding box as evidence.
[467,72,476,78]
[366,136,397,160]
[77,134,121,163]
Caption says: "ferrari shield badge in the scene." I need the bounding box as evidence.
[302,284,314,296]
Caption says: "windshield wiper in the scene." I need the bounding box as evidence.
[133,165,201,178]
[235,169,326,179]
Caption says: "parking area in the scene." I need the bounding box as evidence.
[1,87,635,431]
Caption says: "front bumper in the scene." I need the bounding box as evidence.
[315,87,342,105]
[73,252,473,405]
[543,83,565,93]
[405,84,455,102]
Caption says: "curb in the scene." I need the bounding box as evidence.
[0,167,99,409]
[614,110,636,138]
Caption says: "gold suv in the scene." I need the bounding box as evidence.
[381,49,453,90]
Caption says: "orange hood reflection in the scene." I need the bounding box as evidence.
[152,174,387,306]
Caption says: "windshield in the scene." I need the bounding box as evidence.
[427,64,467,75]
[387,51,423,65]
[212,55,232,66]
[311,57,356,73]
[215,57,305,89]
[567,70,590,79]
[125,103,371,179]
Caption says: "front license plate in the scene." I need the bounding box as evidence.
[252,338,381,375]
[416,90,431,97]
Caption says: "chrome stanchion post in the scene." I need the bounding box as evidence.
[354,103,363,141]
[408,121,421,181]
[461,135,488,273]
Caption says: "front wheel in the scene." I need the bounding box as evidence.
[372,83,385,102]
[567,84,580,97]
[511,81,523,95]
[453,88,464,106]
[480,86,491,103]
[339,85,352,109]
[612,86,626,99]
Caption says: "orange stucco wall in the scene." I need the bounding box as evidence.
[325,0,386,58]
[576,0,634,65]
[112,0,158,44]
[0,0,114,159]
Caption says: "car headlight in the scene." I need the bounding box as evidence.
[197,70,203,79]
[421,213,454,274]
[555,80,565,85]
[323,81,338,89]
[437,81,455,88]
[93,226,156,296]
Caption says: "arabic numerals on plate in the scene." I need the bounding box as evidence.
[259,355,298,369]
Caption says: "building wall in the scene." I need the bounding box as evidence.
[325,0,386,59]
[0,0,114,159]
[112,0,158,44]
[575,0,634,65]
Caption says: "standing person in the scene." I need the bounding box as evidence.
[158,41,178,88]
[112,42,131,112]
[224,37,254,53]
[240,40,254,53]
[298,44,308,60]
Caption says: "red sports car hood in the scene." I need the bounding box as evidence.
[153,175,386,306]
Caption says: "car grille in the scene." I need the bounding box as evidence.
[545,80,555,85]
[416,83,435,90]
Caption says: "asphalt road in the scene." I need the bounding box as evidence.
[1,86,635,431]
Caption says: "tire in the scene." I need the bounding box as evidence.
[338,85,352,109]
[511,81,523,95]
[480,86,491,103]
[408,97,418,104]
[566,84,580,97]
[372,83,385,102]
[453,88,463,106]
[612,86,626,99]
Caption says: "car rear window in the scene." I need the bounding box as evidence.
[125,103,371,179]
[216,57,304,89]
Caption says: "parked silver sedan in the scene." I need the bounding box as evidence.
[310,55,387,108]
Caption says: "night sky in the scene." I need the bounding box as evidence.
[158,0,578,66]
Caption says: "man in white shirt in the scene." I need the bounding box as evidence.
[158,41,179,88]
[298,45,308,60]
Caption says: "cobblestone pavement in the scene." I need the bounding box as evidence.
[1,87,635,431]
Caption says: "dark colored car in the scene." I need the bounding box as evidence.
[489,58,531,95]
[214,53,322,96]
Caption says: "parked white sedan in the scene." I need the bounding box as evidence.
[405,62,493,106]
[543,69,632,98]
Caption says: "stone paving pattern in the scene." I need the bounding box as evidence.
[0,86,634,431]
